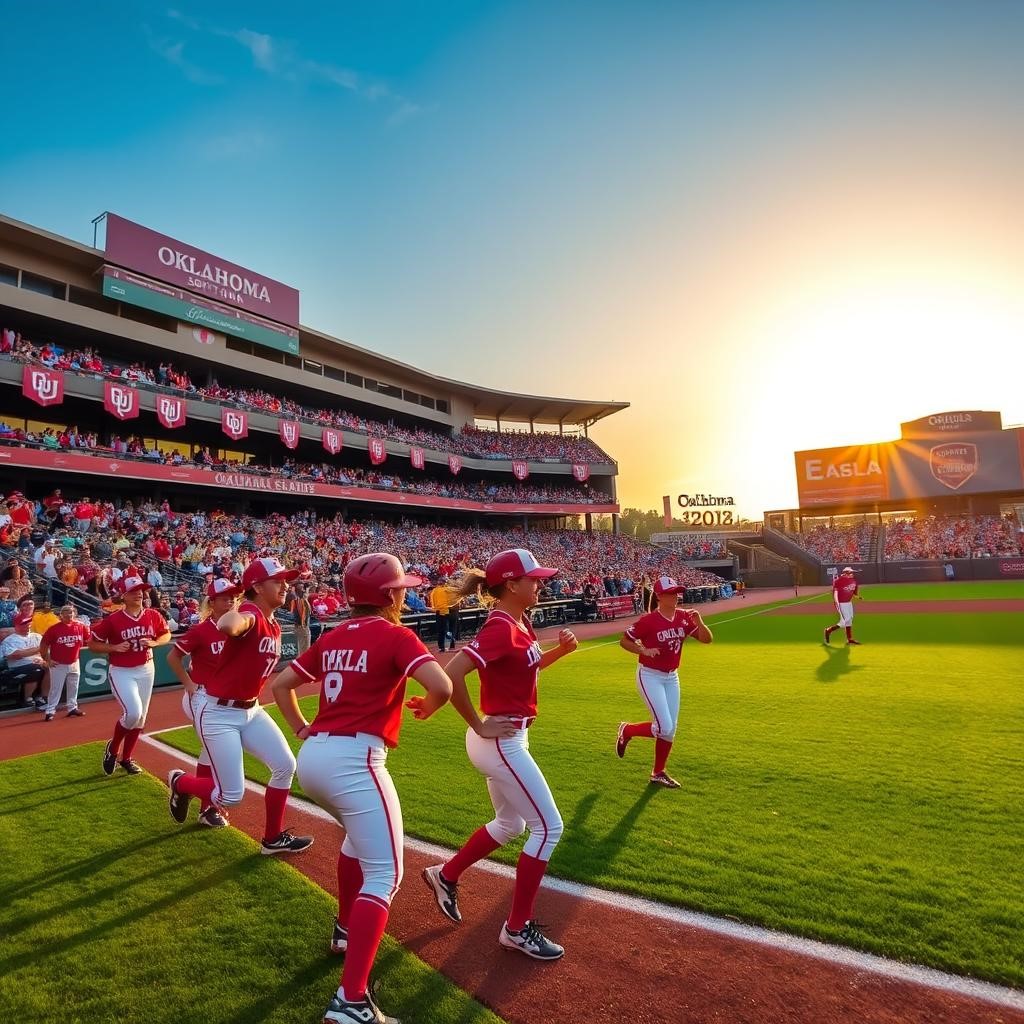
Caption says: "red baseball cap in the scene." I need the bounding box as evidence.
[484,548,558,588]
[653,576,684,596]
[242,556,300,589]
[114,574,149,596]
[13,614,33,627]
[207,577,243,600]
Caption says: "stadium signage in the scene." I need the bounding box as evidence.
[929,443,978,491]
[803,459,883,481]
[901,410,1002,438]
[104,213,300,327]
[677,494,735,507]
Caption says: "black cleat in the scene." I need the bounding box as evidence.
[330,921,348,955]
[498,920,565,961]
[650,771,681,789]
[119,759,143,776]
[261,830,314,856]
[67,708,85,717]
[167,769,191,823]
[197,805,228,828]
[615,722,628,758]
[422,864,462,923]
[102,741,117,776]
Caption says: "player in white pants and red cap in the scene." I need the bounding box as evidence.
[422,548,577,962]
[616,576,713,788]
[272,553,453,1024]
[39,604,91,721]
[824,566,863,646]
[167,557,313,855]
[90,574,172,775]
[166,577,243,828]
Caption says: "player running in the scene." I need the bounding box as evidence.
[89,574,171,775]
[616,576,713,788]
[166,577,243,828]
[167,558,313,855]
[824,566,863,646]
[422,549,576,962]
[271,553,452,1024]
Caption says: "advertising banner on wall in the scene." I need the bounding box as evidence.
[900,411,1002,438]
[794,444,890,506]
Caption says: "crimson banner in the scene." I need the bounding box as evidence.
[572,463,590,482]
[221,407,248,441]
[104,381,140,420]
[22,366,64,407]
[156,395,187,429]
[279,420,300,449]
[512,460,529,481]
[322,428,342,455]
[368,437,387,465]
[410,447,425,470]
[448,454,462,476]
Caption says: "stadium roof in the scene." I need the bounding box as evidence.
[0,213,629,428]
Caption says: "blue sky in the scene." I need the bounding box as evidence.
[4,2,1024,513]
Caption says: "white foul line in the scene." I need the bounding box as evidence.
[140,732,1024,1012]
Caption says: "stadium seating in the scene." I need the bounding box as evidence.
[785,523,874,563]
[883,515,1024,560]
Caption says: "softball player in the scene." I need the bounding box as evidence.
[616,576,713,788]
[824,566,862,645]
[166,578,242,828]
[90,574,171,775]
[272,553,452,1024]
[39,604,90,721]
[423,549,576,962]
[167,558,313,855]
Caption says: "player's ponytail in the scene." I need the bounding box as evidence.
[452,568,501,601]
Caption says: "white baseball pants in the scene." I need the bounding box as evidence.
[108,664,156,730]
[297,733,403,907]
[190,689,296,807]
[834,601,855,628]
[46,663,80,714]
[466,726,563,862]
[636,666,681,741]
[181,690,211,767]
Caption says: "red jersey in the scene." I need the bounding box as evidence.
[173,618,228,688]
[205,601,281,702]
[42,620,91,665]
[833,576,859,603]
[625,609,699,672]
[291,616,434,748]
[463,609,543,718]
[92,608,168,668]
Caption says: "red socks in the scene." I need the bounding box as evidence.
[195,763,213,811]
[121,727,143,760]
[263,785,290,842]
[341,896,389,1002]
[443,825,502,882]
[175,773,216,804]
[623,722,654,741]
[654,738,673,774]
[337,852,364,928]
[110,720,128,758]
[845,627,853,641]
[507,852,548,932]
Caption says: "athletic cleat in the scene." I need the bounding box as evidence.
[32,697,46,711]
[498,920,565,961]
[649,771,681,789]
[422,864,462,922]
[823,628,831,645]
[847,639,863,646]
[102,741,117,776]
[167,769,191,822]
[616,722,628,758]
[261,830,314,856]
[322,986,399,1023]
[119,759,143,776]
[197,806,228,828]
[330,921,348,954]
[67,708,85,717]
[44,712,55,722]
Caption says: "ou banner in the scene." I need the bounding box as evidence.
[104,381,140,420]
[22,366,64,407]
[322,428,342,455]
[572,463,590,482]
[368,437,387,465]
[410,447,425,470]
[448,454,462,475]
[156,395,187,429]
[512,460,529,481]
[279,420,301,449]
[221,408,248,441]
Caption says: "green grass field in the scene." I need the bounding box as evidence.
[159,582,1024,987]
[0,744,505,1024]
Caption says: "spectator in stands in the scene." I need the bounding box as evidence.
[1,559,32,602]
[286,583,313,655]
[0,614,48,709]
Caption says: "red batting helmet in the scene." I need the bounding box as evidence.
[344,553,424,607]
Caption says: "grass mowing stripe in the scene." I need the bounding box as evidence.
[158,589,1024,986]
[0,744,505,1024]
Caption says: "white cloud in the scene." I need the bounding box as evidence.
[232,29,277,72]
[145,28,223,86]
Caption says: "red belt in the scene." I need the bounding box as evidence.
[215,697,258,709]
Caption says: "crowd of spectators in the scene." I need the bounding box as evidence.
[883,515,1024,560]
[0,428,604,506]
[659,536,728,559]
[1,327,612,463]
[0,489,727,633]
[787,523,874,564]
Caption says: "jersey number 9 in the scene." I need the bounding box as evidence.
[324,671,344,703]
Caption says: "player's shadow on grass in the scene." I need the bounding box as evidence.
[815,645,865,684]
[558,786,657,870]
